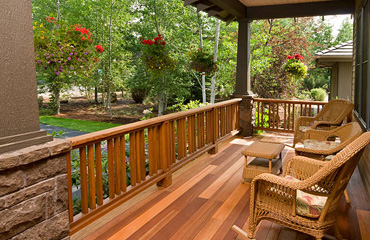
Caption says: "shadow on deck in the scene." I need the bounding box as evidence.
[71,133,370,240]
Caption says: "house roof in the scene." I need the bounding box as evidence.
[315,41,353,67]
[183,0,355,22]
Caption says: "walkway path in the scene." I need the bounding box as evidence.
[40,123,87,139]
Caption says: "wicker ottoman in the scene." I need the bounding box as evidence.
[242,141,285,182]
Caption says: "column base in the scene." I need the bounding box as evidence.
[232,94,256,137]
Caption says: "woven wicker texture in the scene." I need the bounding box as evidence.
[244,132,370,240]
[295,122,363,160]
[293,99,354,147]
[242,141,285,160]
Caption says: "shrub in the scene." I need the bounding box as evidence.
[310,88,327,101]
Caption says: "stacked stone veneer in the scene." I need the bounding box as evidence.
[0,139,72,239]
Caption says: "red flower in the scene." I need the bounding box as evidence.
[95,45,104,53]
[287,56,293,60]
[294,54,304,60]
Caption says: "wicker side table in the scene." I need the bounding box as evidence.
[241,141,285,182]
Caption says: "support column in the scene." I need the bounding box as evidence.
[235,18,253,96]
[0,0,52,154]
[234,18,255,136]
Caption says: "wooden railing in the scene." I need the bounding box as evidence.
[66,98,241,234]
[254,98,327,133]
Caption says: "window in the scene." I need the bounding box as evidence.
[355,0,370,130]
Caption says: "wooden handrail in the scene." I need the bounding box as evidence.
[254,98,327,133]
[254,98,327,104]
[70,98,242,148]
[66,98,242,234]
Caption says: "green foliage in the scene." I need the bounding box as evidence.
[48,130,67,138]
[39,116,121,132]
[310,88,327,101]
[167,99,208,112]
[334,17,353,45]
[254,108,269,134]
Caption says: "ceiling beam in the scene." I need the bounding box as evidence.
[197,3,215,11]
[208,0,247,18]
[246,0,355,20]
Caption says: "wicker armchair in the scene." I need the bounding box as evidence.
[293,99,353,147]
[295,122,363,160]
[233,132,370,240]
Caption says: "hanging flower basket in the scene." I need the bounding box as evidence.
[188,47,217,74]
[283,54,308,80]
[140,34,174,73]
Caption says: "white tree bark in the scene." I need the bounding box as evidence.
[210,19,220,104]
[202,72,206,104]
[107,0,114,119]
[158,91,166,116]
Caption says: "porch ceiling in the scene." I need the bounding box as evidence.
[239,0,334,7]
[184,0,355,21]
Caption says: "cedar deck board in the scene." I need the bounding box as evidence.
[73,134,369,240]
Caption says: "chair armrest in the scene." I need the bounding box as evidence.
[284,156,326,180]
[304,128,334,141]
[312,120,340,129]
[296,116,317,126]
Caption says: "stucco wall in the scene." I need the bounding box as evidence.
[0,0,40,138]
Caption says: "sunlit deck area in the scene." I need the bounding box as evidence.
[71,134,370,240]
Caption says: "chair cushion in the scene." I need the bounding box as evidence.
[298,126,312,132]
[303,139,340,151]
[284,175,328,218]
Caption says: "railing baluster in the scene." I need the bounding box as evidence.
[287,103,291,130]
[95,143,103,205]
[129,133,136,187]
[88,144,96,209]
[114,137,121,195]
[214,108,219,141]
[107,139,115,198]
[120,136,127,192]
[236,103,239,130]
[159,122,169,171]
[169,121,176,164]
[135,131,142,183]
[177,119,184,159]
[256,101,260,128]
[268,103,271,129]
[80,147,88,213]
[188,115,196,153]
[284,103,287,130]
[140,130,146,181]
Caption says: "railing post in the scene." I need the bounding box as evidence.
[157,121,172,187]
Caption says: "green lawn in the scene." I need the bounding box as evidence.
[39,116,121,133]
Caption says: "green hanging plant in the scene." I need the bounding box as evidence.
[283,54,308,80]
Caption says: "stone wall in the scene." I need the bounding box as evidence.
[0,139,72,239]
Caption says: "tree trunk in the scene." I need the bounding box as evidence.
[95,87,98,103]
[210,19,220,104]
[202,72,206,104]
[107,0,114,119]
[52,86,61,115]
[158,91,166,116]
[197,13,203,49]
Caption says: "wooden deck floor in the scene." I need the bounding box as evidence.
[72,134,370,240]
